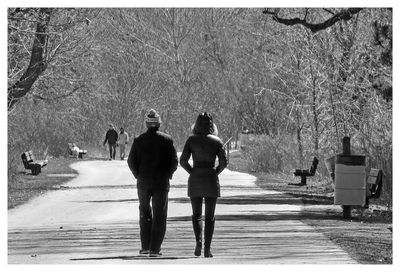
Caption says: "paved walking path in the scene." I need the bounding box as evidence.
[8,159,356,264]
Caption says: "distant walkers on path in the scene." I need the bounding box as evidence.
[127,108,178,257]
[103,124,119,160]
[180,112,228,258]
[118,127,129,160]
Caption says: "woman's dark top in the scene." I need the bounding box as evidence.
[180,134,227,197]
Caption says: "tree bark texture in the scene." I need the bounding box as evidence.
[8,8,52,111]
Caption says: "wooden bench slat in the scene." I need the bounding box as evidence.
[290,157,319,186]
[67,143,87,159]
[21,151,47,175]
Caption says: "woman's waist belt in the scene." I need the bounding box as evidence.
[193,161,215,168]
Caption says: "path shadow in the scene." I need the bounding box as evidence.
[75,194,333,206]
[70,255,197,261]
[287,193,333,205]
[59,184,135,190]
[216,194,305,205]
[168,210,344,222]
[169,194,329,206]
[80,198,137,203]
[84,157,112,161]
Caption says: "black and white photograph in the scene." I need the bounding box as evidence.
[4,0,395,267]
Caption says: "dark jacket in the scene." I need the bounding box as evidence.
[180,134,227,197]
[104,129,119,145]
[127,128,178,191]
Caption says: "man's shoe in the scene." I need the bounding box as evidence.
[149,251,162,257]
[139,249,149,254]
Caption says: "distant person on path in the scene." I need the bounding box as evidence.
[118,127,129,160]
[70,143,80,159]
[180,112,227,258]
[103,124,119,160]
[127,109,178,257]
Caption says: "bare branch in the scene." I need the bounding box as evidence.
[32,85,84,100]
[263,8,363,33]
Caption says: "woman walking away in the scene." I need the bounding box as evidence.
[118,127,129,160]
[180,112,227,258]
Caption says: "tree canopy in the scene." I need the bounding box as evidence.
[8,8,392,200]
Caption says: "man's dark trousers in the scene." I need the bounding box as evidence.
[108,143,117,159]
[138,187,168,253]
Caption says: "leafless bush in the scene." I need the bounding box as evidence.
[241,134,299,173]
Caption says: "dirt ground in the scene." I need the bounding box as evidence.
[228,152,393,264]
[301,212,392,264]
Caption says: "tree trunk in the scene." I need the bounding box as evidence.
[311,70,319,157]
[295,108,304,166]
[297,126,303,166]
[8,8,52,111]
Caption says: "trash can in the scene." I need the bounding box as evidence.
[334,155,366,206]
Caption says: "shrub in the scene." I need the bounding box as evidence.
[241,134,299,173]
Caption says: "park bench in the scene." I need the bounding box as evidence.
[365,168,384,207]
[21,150,48,175]
[289,157,319,186]
[67,143,87,159]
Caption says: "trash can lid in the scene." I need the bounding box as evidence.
[335,155,366,166]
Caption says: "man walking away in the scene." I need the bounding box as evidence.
[119,127,129,160]
[128,109,178,257]
[103,124,119,160]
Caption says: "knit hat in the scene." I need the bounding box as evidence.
[145,109,161,127]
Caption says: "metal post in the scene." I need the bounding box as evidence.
[301,176,307,185]
[224,136,233,165]
[227,141,230,164]
[342,136,351,155]
[342,136,352,219]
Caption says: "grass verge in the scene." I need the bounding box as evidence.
[8,145,112,209]
[8,157,80,209]
[228,150,392,264]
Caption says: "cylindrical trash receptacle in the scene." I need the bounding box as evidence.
[334,155,366,206]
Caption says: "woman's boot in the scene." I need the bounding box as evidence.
[192,216,202,256]
[204,218,215,258]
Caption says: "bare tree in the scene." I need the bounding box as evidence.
[8,8,52,110]
[8,8,97,111]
